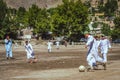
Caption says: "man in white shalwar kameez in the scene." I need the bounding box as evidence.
[85,33,97,70]
[4,35,13,59]
[25,41,37,63]
[100,36,111,62]
[94,36,103,63]
[56,41,60,49]
[47,40,53,53]
[99,36,111,69]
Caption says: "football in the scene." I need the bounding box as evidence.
[79,65,86,72]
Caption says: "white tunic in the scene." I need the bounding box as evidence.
[47,42,52,49]
[86,35,96,55]
[94,40,104,63]
[86,35,97,68]
[94,40,101,54]
[56,41,60,48]
[5,39,12,51]
[100,39,111,54]
[25,43,34,59]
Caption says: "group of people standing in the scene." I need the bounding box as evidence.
[85,33,111,71]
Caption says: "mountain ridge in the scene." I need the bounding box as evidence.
[3,0,63,9]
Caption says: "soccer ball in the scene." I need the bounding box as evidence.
[79,65,86,72]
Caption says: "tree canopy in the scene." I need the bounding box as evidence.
[0,0,89,39]
[112,16,120,39]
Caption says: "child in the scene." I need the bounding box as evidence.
[24,41,37,63]
[56,41,60,49]
[47,40,53,53]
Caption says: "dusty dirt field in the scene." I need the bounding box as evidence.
[0,44,120,80]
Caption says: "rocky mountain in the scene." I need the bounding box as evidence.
[3,0,63,9]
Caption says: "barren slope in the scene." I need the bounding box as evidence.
[3,0,62,9]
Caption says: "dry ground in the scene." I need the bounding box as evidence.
[0,44,120,80]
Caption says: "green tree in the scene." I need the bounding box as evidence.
[16,7,28,30]
[2,8,18,39]
[28,4,39,28]
[51,0,89,37]
[0,0,7,39]
[34,8,49,34]
[114,17,120,29]
[112,17,120,39]
[98,0,104,13]
[104,0,118,17]
[101,23,111,36]
[0,0,89,39]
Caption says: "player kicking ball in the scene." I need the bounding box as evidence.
[24,41,37,64]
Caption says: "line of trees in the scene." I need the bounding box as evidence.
[0,0,89,40]
[0,0,120,40]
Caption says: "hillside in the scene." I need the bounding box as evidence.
[3,0,63,9]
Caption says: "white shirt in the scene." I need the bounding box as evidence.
[86,35,96,54]
[25,43,33,54]
[47,42,52,49]
[95,40,101,51]
[5,39,12,51]
[99,39,111,54]
[56,41,60,46]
